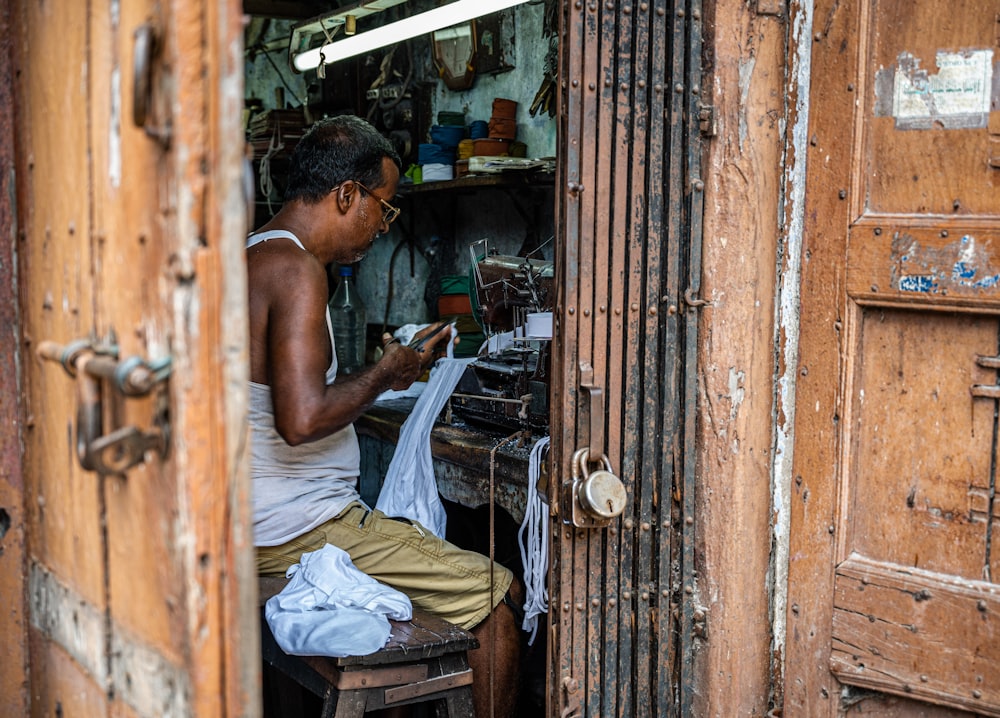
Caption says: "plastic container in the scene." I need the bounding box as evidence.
[328,265,367,375]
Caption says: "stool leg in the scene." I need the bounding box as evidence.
[320,685,367,718]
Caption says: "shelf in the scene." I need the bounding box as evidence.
[398,170,555,196]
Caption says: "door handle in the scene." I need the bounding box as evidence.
[132,23,171,146]
[38,338,172,475]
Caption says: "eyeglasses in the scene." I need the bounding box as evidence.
[353,180,401,226]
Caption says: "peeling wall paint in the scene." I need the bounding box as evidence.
[772,0,814,674]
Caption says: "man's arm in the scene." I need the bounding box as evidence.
[260,249,449,446]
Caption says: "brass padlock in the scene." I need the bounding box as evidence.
[574,449,627,520]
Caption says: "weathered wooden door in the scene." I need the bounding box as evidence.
[787,0,1000,715]
[5,1,256,715]
[550,0,704,714]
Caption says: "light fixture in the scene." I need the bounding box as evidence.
[291,0,534,73]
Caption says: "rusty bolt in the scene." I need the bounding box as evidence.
[941,230,949,238]
[623,590,631,600]
[874,227,882,236]
[974,690,983,699]
[847,83,854,92]
[838,189,847,199]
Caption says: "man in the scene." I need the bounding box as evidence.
[246,115,521,717]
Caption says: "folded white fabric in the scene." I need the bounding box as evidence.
[376,354,475,537]
[264,543,412,657]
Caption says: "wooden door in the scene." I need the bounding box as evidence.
[787,0,1000,715]
[7,1,255,716]
[551,0,703,714]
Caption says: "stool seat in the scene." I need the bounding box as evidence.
[259,576,478,717]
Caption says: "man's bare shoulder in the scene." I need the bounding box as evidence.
[247,237,326,301]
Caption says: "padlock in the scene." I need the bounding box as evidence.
[575,449,627,519]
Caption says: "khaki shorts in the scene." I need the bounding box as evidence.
[257,502,513,631]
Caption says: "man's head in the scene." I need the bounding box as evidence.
[285,115,402,203]
[284,115,403,264]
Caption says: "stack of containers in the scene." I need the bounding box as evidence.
[438,275,483,357]
[474,97,517,157]
[421,111,466,181]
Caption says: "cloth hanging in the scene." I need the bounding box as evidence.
[264,543,412,657]
[518,436,550,644]
[376,355,475,538]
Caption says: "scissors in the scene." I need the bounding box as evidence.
[407,322,452,352]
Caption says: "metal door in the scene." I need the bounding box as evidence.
[3,1,256,715]
[551,0,704,714]
[786,1,1000,715]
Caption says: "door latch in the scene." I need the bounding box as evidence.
[38,337,172,475]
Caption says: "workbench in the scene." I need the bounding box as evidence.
[355,397,547,524]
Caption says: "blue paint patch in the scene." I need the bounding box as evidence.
[899,275,937,293]
[952,261,976,279]
[970,274,1000,289]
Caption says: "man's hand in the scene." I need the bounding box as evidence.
[379,323,456,390]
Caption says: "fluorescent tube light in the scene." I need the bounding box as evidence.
[292,0,533,72]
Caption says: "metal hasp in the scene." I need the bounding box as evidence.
[37,337,172,475]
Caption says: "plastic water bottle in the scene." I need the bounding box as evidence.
[328,265,367,374]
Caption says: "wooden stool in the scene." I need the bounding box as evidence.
[259,576,479,717]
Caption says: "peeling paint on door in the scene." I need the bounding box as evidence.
[874,49,995,129]
[891,233,1000,293]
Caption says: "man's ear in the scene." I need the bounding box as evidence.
[332,182,357,214]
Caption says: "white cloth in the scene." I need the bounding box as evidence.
[264,543,412,657]
[375,355,475,537]
[518,437,550,644]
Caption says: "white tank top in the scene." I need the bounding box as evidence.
[247,230,361,546]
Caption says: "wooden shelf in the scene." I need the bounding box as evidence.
[398,171,555,196]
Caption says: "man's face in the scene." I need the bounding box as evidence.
[337,157,401,264]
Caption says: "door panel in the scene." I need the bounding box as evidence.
[787,0,1000,715]
[13,1,254,716]
[846,308,995,576]
[552,0,698,715]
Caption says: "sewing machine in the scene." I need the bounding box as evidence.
[449,249,553,433]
